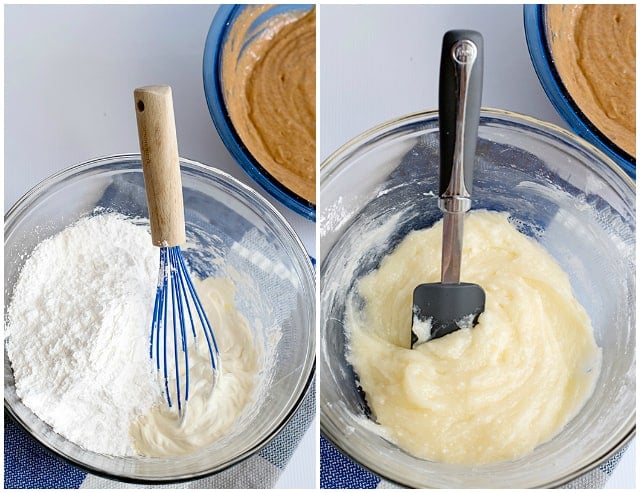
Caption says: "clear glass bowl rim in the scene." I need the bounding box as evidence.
[321,108,635,190]
[5,153,316,484]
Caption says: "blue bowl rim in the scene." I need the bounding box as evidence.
[523,4,635,179]
[202,4,316,222]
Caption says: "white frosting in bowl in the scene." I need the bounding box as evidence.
[347,210,602,465]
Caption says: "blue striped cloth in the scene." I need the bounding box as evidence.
[5,421,85,489]
[320,435,628,489]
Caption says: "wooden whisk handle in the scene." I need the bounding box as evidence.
[134,85,186,247]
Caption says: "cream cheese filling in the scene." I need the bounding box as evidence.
[346,211,602,465]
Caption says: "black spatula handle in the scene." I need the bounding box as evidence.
[438,30,484,206]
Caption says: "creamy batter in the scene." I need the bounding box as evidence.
[346,211,602,465]
[222,6,316,204]
[131,277,260,456]
[547,4,636,157]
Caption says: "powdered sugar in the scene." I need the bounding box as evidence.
[5,212,162,456]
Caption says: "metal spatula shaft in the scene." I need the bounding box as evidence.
[441,211,463,283]
[411,30,486,348]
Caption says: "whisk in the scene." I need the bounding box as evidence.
[134,85,221,416]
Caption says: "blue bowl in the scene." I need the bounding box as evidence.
[523,5,635,179]
[203,4,316,221]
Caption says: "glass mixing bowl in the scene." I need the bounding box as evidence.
[320,109,635,488]
[523,5,635,179]
[203,4,316,221]
[5,154,315,483]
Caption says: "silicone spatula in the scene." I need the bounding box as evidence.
[411,30,486,348]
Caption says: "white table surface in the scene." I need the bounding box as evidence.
[5,4,315,489]
[319,4,635,489]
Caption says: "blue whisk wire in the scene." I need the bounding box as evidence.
[149,245,221,415]
[136,84,221,418]
[177,252,221,369]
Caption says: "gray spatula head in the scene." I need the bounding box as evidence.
[411,282,485,347]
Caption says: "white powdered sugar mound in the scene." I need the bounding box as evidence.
[5,212,162,456]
